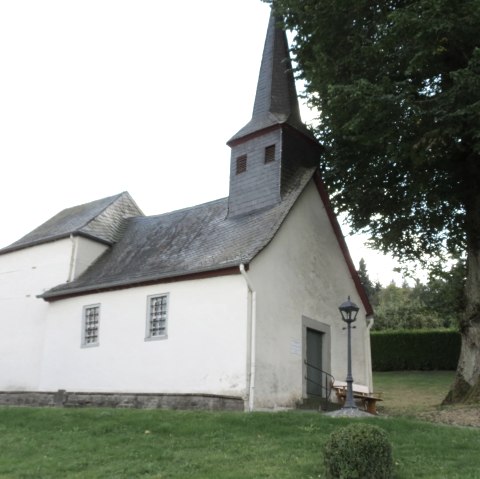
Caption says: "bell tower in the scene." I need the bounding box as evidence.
[227,12,321,218]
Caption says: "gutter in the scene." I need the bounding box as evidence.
[239,263,256,412]
[40,265,240,301]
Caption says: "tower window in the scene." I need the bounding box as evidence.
[236,154,247,174]
[265,145,275,163]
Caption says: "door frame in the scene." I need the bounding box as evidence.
[302,316,331,398]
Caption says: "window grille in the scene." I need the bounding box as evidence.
[265,144,275,163]
[236,154,247,174]
[83,305,100,346]
[147,295,168,338]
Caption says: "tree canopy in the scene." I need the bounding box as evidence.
[356,258,464,330]
[268,0,480,262]
[356,258,379,304]
[267,0,480,402]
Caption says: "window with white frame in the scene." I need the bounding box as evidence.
[82,304,100,347]
[146,294,168,340]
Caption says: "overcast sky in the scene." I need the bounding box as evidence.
[0,0,410,286]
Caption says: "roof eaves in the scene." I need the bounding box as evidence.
[227,123,280,147]
[40,262,244,302]
[0,231,113,256]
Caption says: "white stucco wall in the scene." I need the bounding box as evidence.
[0,239,73,390]
[39,274,248,398]
[0,189,370,410]
[248,180,372,409]
[71,236,109,280]
[0,237,109,390]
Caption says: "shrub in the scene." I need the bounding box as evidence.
[324,423,393,479]
[371,329,460,371]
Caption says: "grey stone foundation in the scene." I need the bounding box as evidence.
[0,390,245,411]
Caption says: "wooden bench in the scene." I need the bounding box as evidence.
[332,380,383,414]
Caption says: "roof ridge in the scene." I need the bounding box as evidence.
[75,191,130,232]
[0,191,139,255]
[144,197,228,220]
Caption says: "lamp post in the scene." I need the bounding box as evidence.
[339,296,360,409]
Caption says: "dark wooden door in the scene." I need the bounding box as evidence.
[306,328,324,397]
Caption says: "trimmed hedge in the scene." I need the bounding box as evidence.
[371,329,461,371]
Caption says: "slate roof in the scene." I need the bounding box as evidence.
[0,192,143,254]
[228,13,315,144]
[41,167,316,300]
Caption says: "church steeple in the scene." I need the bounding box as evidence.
[229,12,312,143]
[227,10,320,218]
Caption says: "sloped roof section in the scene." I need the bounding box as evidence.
[0,192,143,254]
[41,167,316,300]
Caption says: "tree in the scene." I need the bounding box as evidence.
[372,268,464,330]
[267,0,480,402]
[373,280,445,330]
[357,258,377,304]
[422,259,466,327]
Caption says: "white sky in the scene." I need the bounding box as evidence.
[0,0,409,286]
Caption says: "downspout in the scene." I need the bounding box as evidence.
[239,263,256,412]
[67,234,79,282]
[365,315,375,392]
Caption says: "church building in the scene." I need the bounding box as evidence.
[0,13,373,411]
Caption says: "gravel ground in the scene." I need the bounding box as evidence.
[416,405,480,428]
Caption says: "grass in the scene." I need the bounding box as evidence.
[373,370,455,414]
[0,372,478,478]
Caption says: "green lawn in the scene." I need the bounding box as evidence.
[373,370,455,413]
[0,396,479,479]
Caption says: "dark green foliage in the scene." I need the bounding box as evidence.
[423,259,466,326]
[374,281,447,330]
[357,258,379,306]
[267,0,480,264]
[324,423,393,479]
[371,330,461,371]
[372,260,465,330]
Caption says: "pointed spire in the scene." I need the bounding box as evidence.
[228,10,310,144]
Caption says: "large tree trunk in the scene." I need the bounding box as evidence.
[444,183,480,403]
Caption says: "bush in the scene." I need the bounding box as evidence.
[324,423,393,479]
[371,329,460,371]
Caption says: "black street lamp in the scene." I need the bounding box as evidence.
[339,296,360,409]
